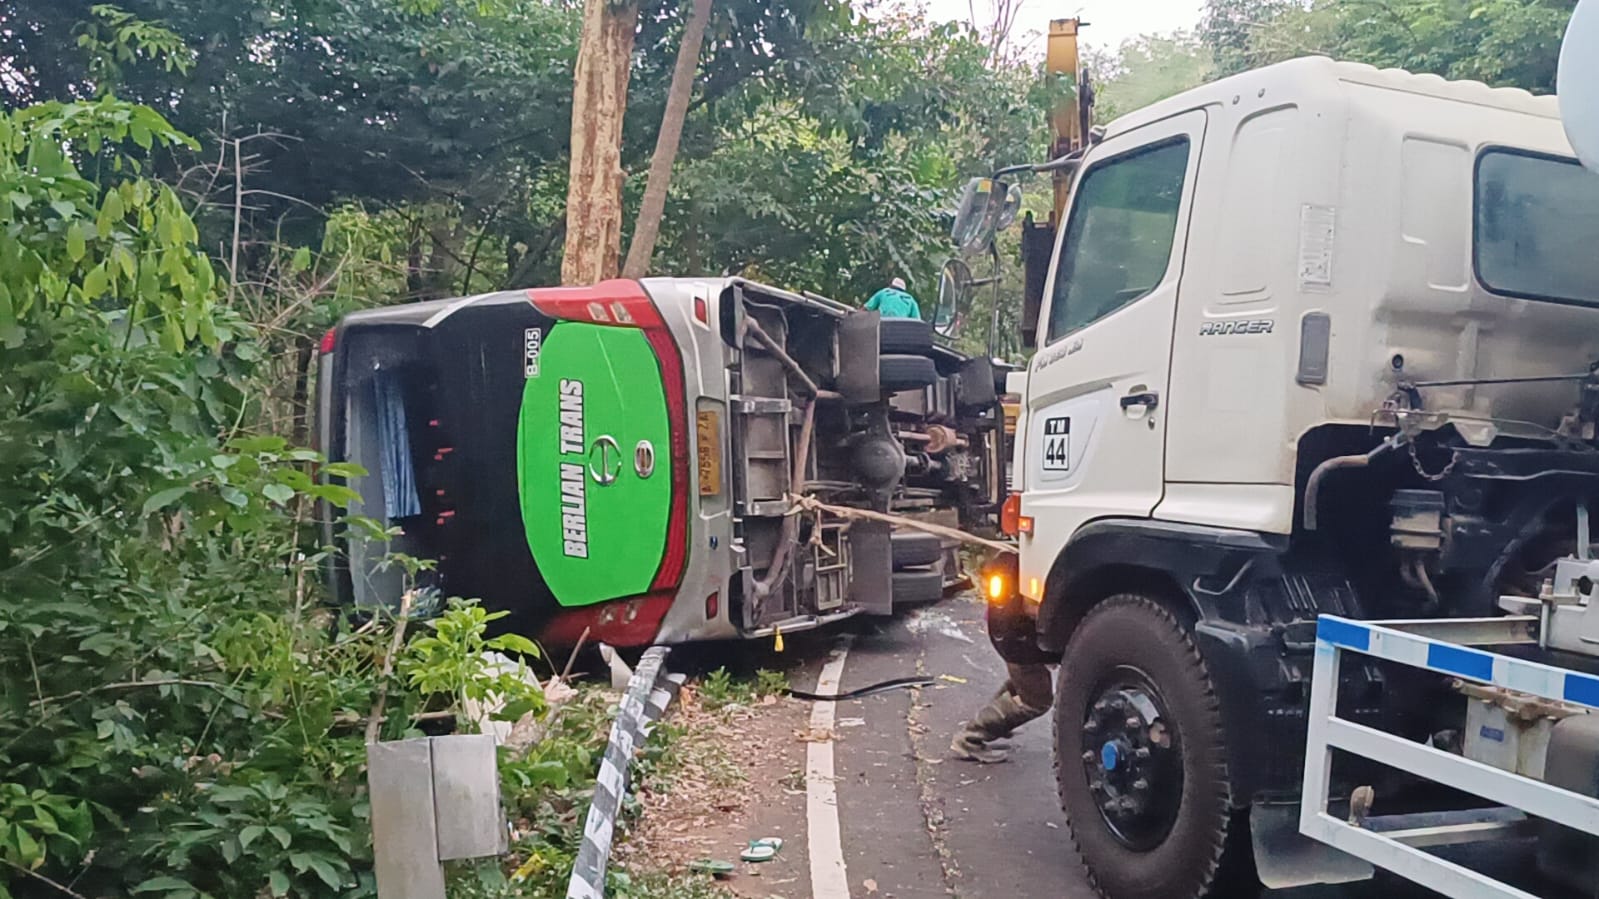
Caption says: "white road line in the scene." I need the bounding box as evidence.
[807,634,855,899]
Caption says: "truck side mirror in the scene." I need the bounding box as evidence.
[951,178,999,253]
[951,177,1019,255]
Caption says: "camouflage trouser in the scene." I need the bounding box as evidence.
[950,662,1054,763]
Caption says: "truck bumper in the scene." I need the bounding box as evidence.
[982,553,1061,666]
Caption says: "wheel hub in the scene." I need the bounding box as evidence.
[1079,678,1180,850]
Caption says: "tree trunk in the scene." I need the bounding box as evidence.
[562,0,640,285]
[621,0,713,279]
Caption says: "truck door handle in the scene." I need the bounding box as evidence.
[1120,391,1159,410]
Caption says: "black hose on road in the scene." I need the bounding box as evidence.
[785,674,935,701]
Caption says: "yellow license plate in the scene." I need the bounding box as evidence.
[696,410,721,496]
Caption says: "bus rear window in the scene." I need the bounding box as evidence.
[1475,148,1599,305]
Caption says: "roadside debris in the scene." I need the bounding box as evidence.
[463,650,547,747]
[903,607,975,644]
[598,643,634,690]
[689,858,736,877]
[740,837,784,863]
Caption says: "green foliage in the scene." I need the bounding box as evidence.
[1201,0,1574,92]
[0,66,773,897]
[650,10,1047,305]
[696,666,787,710]
[697,667,742,710]
[1087,32,1216,120]
[0,98,208,349]
[401,600,545,726]
[754,668,789,697]
[76,4,196,91]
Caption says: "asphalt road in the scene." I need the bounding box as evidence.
[669,590,1556,898]
[804,593,1509,899]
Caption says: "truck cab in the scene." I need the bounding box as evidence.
[991,57,1599,898]
[317,277,1005,650]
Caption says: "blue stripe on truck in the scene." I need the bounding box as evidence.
[1316,616,1370,652]
[1563,671,1599,709]
[1425,642,1494,683]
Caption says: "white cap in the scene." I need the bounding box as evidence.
[890,277,906,290]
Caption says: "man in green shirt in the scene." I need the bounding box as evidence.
[865,277,922,319]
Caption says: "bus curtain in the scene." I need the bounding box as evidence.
[372,369,422,521]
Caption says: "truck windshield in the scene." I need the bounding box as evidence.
[1475,148,1599,305]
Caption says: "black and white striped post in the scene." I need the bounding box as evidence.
[566,645,682,899]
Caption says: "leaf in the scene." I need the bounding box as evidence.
[489,633,539,656]
[262,483,294,504]
[305,484,361,507]
[142,486,190,515]
[229,435,287,454]
[205,785,255,804]
[12,826,40,864]
[131,876,193,894]
[267,825,292,849]
[219,486,248,508]
[267,870,290,897]
[66,225,87,262]
[102,189,124,222]
[318,462,366,478]
[237,824,265,851]
[82,264,109,299]
[305,855,343,889]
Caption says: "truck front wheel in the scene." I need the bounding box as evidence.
[1053,595,1241,899]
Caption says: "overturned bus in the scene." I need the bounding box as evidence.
[316,277,1006,648]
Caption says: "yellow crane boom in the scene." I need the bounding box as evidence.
[1019,16,1094,348]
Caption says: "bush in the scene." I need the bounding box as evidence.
[0,98,431,899]
[0,93,652,899]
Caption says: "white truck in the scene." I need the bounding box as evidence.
[972,50,1599,899]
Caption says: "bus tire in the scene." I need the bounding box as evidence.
[880,354,937,392]
[891,568,944,606]
[891,531,943,568]
[879,317,933,354]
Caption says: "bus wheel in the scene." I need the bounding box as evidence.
[1053,595,1240,899]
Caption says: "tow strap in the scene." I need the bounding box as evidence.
[786,494,1018,555]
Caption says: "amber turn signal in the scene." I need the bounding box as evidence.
[999,493,1033,536]
[986,572,1008,603]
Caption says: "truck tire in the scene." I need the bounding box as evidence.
[891,531,943,568]
[1053,595,1241,899]
[891,568,944,606]
[879,317,933,354]
[880,354,937,392]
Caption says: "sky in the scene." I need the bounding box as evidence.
[918,0,1206,53]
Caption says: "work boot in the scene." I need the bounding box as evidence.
[951,726,1010,763]
[950,687,1048,763]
